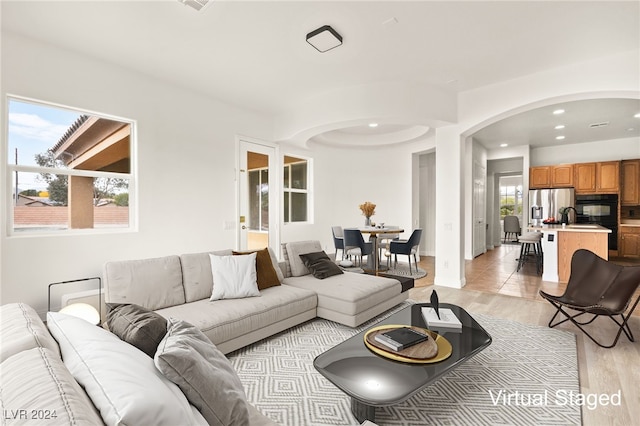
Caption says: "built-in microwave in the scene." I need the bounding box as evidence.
[575,194,618,250]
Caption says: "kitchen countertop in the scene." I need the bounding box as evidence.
[528,224,611,233]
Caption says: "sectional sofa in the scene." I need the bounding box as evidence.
[0,240,406,425]
[103,240,408,354]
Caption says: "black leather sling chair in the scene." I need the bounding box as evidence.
[539,249,640,348]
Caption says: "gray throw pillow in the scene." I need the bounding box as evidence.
[299,251,344,279]
[105,303,167,358]
[154,318,250,426]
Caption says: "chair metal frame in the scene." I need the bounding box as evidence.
[539,249,640,348]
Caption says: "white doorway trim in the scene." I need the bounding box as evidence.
[235,135,281,254]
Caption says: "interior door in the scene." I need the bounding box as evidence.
[473,162,486,257]
[238,140,279,252]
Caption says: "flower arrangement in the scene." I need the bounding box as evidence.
[359,201,376,218]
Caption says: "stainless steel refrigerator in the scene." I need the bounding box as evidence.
[529,188,575,225]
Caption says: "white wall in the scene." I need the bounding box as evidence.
[418,152,436,256]
[1,33,273,315]
[280,138,431,255]
[1,32,434,316]
[531,137,640,165]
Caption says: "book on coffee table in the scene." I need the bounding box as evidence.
[422,307,462,330]
[374,327,429,351]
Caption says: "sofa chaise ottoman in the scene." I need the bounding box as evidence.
[280,240,409,327]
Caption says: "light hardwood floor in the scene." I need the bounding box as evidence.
[407,245,640,426]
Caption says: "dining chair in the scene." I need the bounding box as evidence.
[389,229,423,273]
[503,215,521,243]
[331,226,345,260]
[343,228,373,267]
[378,226,400,264]
[539,249,640,348]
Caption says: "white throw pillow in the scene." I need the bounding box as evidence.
[209,253,260,301]
[46,312,201,426]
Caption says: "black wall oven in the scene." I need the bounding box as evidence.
[575,194,618,250]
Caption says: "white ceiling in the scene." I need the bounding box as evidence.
[3,1,639,148]
[472,98,640,150]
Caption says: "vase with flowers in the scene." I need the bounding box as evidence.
[359,201,376,227]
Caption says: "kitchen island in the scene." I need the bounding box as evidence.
[527,224,611,282]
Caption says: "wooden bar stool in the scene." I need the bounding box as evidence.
[517,232,543,275]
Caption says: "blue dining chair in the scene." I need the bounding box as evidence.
[389,229,423,273]
[343,228,373,267]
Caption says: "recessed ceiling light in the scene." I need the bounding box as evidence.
[627,127,636,131]
[368,123,378,128]
[500,143,508,147]
[554,125,565,130]
[634,113,640,118]
[553,109,565,115]
[556,135,565,140]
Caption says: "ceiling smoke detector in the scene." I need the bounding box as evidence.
[589,121,610,128]
[178,0,210,11]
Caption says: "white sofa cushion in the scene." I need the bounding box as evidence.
[284,240,323,277]
[104,255,185,310]
[46,311,199,426]
[0,303,60,362]
[155,318,250,426]
[0,347,104,425]
[209,253,260,300]
[283,272,401,316]
[156,285,317,352]
[181,249,233,302]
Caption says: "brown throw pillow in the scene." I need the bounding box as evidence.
[232,247,281,290]
[105,303,167,357]
[299,251,344,279]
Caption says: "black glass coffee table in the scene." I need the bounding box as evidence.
[313,303,492,423]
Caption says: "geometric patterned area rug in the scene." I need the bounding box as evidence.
[227,301,580,426]
[341,264,427,279]
[384,264,427,279]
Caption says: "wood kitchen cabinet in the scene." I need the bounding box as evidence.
[574,161,619,193]
[529,164,573,189]
[574,162,596,192]
[619,226,640,258]
[529,166,551,188]
[621,160,640,205]
[596,161,620,193]
[551,164,574,187]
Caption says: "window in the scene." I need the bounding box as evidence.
[498,176,522,219]
[7,96,135,235]
[283,155,309,223]
[248,168,269,232]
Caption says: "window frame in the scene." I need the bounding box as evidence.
[498,182,523,220]
[5,94,137,237]
[247,167,269,232]
[283,155,312,225]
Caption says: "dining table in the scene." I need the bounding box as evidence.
[359,227,404,275]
